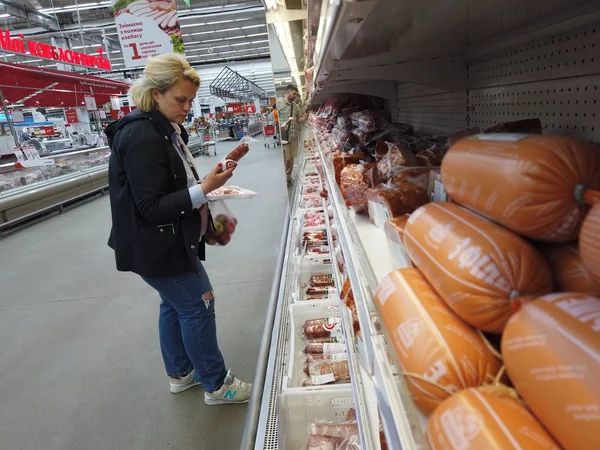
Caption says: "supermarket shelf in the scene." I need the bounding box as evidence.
[314,131,427,450]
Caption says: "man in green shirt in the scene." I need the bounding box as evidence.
[277,84,308,186]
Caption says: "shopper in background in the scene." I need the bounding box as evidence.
[277,85,308,186]
[105,53,252,405]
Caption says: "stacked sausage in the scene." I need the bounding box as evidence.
[374,131,600,449]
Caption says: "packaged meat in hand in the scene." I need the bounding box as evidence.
[377,142,420,180]
[219,142,249,170]
[389,166,432,191]
[340,163,380,210]
[366,181,429,229]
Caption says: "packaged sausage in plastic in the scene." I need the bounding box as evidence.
[340,163,381,211]
[403,202,553,333]
[416,147,445,167]
[541,243,600,293]
[441,134,600,241]
[305,359,351,385]
[384,215,412,268]
[502,294,600,450]
[332,151,368,186]
[205,200,237,246]
[331,127,358,151]
[349,110,380,132]
[427,387,561,450]
[375,268,502,414]
[219,142,249,170]
[304,337,346,355]
[390,166,433,191]
[303,317,343,340]
[580,202,600,284]
[377,142,420,180]
[308,274,335,288]
[366,181,429,229]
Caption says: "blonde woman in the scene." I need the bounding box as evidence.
[106,54,251,404]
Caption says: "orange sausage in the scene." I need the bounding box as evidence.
[427,388,560,449]
[541,244,600,293]
[580,203,600,285]
[403,202,552,333]
[375,268,502,414]
[441,134,600,242]
[502,294,600,450]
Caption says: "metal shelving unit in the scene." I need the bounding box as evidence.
[243,1,600,449]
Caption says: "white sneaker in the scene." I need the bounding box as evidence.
[169,370,202,394]
[204,368,252,405]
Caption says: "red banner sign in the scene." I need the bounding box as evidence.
[65,109,78,124]
[0,28,111,70]
[40,126,55,136]
[245,105,256,113]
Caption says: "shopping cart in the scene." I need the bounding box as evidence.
[263,123,279,148]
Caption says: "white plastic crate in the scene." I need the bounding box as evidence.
[285,301,348,389]
[293,255,336,303]
[279,387,355,450]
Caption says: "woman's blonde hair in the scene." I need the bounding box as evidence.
[129,54,200,112]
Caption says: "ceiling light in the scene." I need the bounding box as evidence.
[40,1,111,13]
[0,13,11,19]
[199,32,267,44]
[241,24,266,30]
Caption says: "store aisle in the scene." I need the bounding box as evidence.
[0,139,288,450]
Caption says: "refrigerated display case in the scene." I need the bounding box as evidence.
[242,1,600,449]
[0,147,110,231]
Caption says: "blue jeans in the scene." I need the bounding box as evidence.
[142,259,227,392]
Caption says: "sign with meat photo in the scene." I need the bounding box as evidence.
[111,0,185,68]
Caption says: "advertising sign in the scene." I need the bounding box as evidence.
[0,28,111,70]
[111,0,185,68]
[65,109,79,124]
[84,96,98,111]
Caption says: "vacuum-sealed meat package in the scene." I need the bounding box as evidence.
[403,202,553,333]
[377,142,420,180]
[389,166,432,191]
[332,152,367,186]
[376,269,502,414]
[340,163,380,210]
[349,110,380,132]
[416,147,445,166]
[305,359,351,385]
[502,294,600,450]
[308,274,335,288]
[219,142,249,170]
[441,134,600,241]
[304,338,346,355]
[303,317,343,339]
[366,181,429,229]
[331,127,357,151]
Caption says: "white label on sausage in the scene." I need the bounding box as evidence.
[553,297,600,332]
[396,318,423,350]
[324,318,344,339]
[440,406,483,449]
[377,275,397,306]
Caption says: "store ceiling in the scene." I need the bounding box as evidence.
[0,0,270,72]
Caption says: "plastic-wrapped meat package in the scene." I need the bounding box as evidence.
[335,246,345,274]
[332,151,367,186]
[303,230,328,246]
[389,166,433,191]
[309,423,359,440]
[416,146,445,166]
[304,338,346,355]
[375,140,390,162]
[306,435,341,450]
[305,245,330,257]
[446,127,481,147]
[304,212,326,228]
[485,118,542,134]
[340,163,381,211]
[305,359,351,385]
[301,194,323,209]
[305,286,338,301]
[351,128,369,147]
[350,110,380,132]
[331,127,357,151]
[308,274,335,288]
[366,181,429,229]
[336,116,352,130]
[304,317,343,339]
[377,142,420,180]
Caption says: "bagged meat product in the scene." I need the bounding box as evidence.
[308,274,335,288]
[403,202,553,333]
[416,147,445,166]
[349,110,380,132]
[304,339,346,355]
[427,387,561,449]
[375,269,502,414]
[441,134,600,242]
[366,181,429,229]
[308,423,358,440]
[390,166,432,191]
[580,203,600,284]
[340,163,380,211]
[447,127,481,147]
[384,215,412,268]
[331,127,357,151]
[502,294,600,450]
[377,142,420,180]
[306,435,340,450]
[332,151,367,186]
[219,142,249,170]
[485,118,542,134]
[306,359,351,385]
[541,244,600,293]
[304,317,343,339]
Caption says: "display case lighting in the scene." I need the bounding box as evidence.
[40,1,111,13]
[0,13,11,19]
[264,0,278,10]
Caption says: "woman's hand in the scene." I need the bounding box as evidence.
[200,164,235,194]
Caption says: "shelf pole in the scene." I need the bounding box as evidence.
[0,86,19,147]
